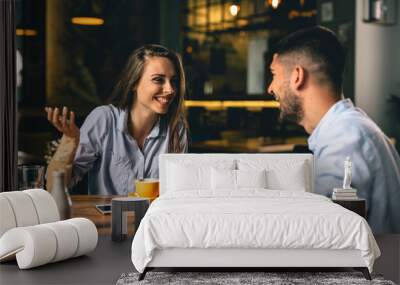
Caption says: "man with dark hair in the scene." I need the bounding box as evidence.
[268,26,400,233]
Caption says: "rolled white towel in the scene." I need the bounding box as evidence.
[0,226,57,269]
[65,218,98,257]
[0,218,98,269]
[0,196,17,237]
[0,189,59,239]
[42,221,79,262]
[23,189,60,223]
[0,191,39,227]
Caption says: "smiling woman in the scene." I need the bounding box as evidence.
[45,45,189,195]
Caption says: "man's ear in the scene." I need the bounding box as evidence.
[290,65,306,92]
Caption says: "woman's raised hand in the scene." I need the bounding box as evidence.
[45,106,80,140]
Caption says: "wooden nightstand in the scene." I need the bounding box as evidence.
[332,199,366,218]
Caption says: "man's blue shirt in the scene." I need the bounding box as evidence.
[308,99,400,233]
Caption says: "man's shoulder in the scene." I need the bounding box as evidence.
[330,108,382,137]
[316,110,385,150]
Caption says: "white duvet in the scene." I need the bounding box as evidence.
[131,190,380,273]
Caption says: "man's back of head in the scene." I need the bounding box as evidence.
[274,26,346,98]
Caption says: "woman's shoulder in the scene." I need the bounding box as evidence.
[81,104,123,131]
[88,104,117,116]
[86,104,121,123]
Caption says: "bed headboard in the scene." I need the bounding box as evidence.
[159,153,314,195]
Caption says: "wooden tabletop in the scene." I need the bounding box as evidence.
[70,195,135,235]
[190,137,307,153]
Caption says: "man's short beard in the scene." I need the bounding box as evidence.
[279,87,304,124]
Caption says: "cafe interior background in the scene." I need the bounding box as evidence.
[15,0,400,193]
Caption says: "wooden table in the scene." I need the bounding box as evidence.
[70,195,135,236]
[190,137,308,153]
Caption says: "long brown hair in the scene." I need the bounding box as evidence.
[109,44,188,153]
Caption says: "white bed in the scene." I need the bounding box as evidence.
[131,154,380,280]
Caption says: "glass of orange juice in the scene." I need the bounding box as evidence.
[129,179,159,201]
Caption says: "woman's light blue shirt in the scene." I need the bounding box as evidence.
[70,105,187,195]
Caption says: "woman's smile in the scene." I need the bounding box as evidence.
[153,95,173,108]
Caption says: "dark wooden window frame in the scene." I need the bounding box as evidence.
[0,0,17,192]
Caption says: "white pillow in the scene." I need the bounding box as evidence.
[211,168,267,190]
[236,169,267,189]
[167,163,210,191]
[238,159,308,191]
[166,160,235,191]
[267,163,307,191]
[211,168,236,190]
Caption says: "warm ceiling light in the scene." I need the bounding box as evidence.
[271,0,281,9]
[71,17,104,26]
[16,29,37,36]
[229,4,240,16]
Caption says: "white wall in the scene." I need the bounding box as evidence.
[355,0,400,135]
[247,37,268,95]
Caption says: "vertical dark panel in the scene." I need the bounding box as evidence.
[0,0,18,192]
[17,0,46,108]
[160,0,181,52]
[317,0,355,100]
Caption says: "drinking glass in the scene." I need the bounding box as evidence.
[18,165,45,190]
